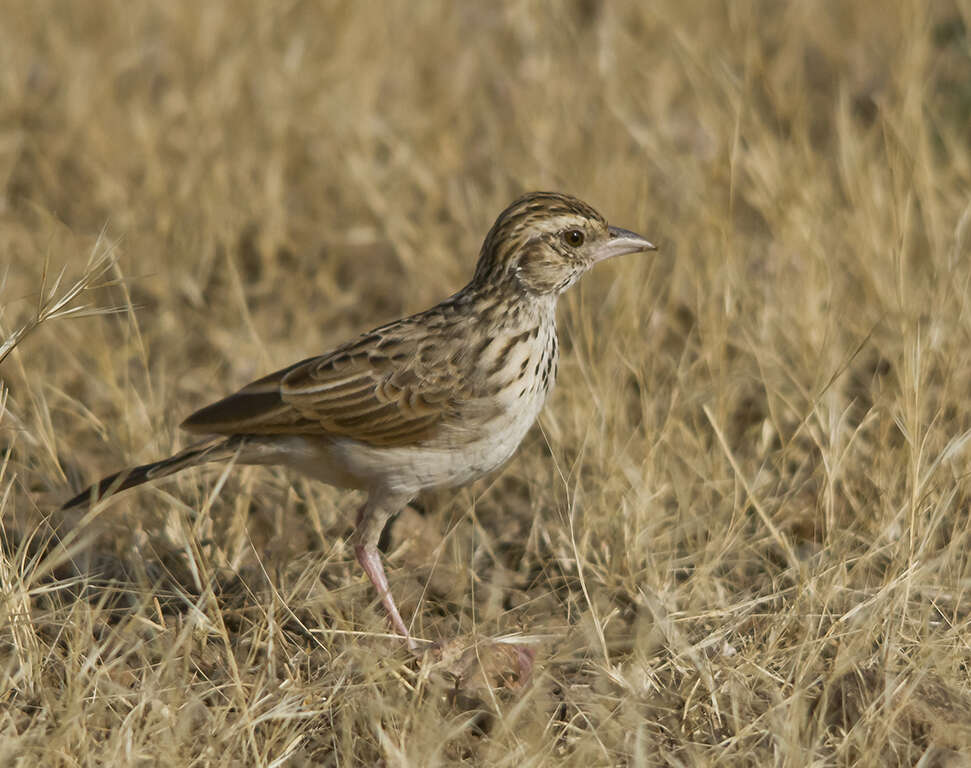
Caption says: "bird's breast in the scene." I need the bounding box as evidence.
[326,321,559,496]
[435,319,558,482]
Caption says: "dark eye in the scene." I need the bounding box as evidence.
[562,229,585,247]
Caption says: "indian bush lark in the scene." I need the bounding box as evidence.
[64,191,655,655]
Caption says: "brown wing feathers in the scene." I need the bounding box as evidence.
[180,357,315,434]
[180,329,461,447]
[281,344,456,446]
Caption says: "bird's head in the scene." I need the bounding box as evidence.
[472,192,656,296]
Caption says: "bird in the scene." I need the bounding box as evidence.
[62,191,655,657]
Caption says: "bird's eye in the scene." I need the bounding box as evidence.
[562,229,585,247]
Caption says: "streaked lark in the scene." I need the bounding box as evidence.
[64,191,655,654]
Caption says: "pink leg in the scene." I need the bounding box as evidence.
[355,543,417,650]
[350,494,535,684]
[352,494,419,651]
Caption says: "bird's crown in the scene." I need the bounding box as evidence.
[472,191,609,292]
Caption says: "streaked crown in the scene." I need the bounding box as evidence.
[472,192,608,291]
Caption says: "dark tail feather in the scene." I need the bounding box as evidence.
[61,438,242,510]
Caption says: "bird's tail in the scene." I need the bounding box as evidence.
[61,437,244,510]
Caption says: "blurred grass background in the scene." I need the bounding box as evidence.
[2,0,971,765]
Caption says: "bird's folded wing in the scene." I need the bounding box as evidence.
[181,336,464,447]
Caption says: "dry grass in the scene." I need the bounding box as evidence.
[2,1,971,765]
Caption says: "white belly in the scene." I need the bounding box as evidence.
[327,378,550,495]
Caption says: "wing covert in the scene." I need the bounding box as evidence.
[280,342,461,446]
[181,328,469,448]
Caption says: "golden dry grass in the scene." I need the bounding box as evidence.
[2,1,971,765]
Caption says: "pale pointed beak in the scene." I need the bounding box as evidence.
[596,226,657,262]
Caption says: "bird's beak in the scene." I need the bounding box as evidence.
[596,226,657,262]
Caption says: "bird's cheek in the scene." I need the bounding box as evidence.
[517,256,568,295]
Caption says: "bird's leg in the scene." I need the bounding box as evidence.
[355,544,415,647]
[351,496,536,686]
[352,494,419,651]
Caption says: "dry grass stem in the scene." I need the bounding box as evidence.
[2,1,970,765]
